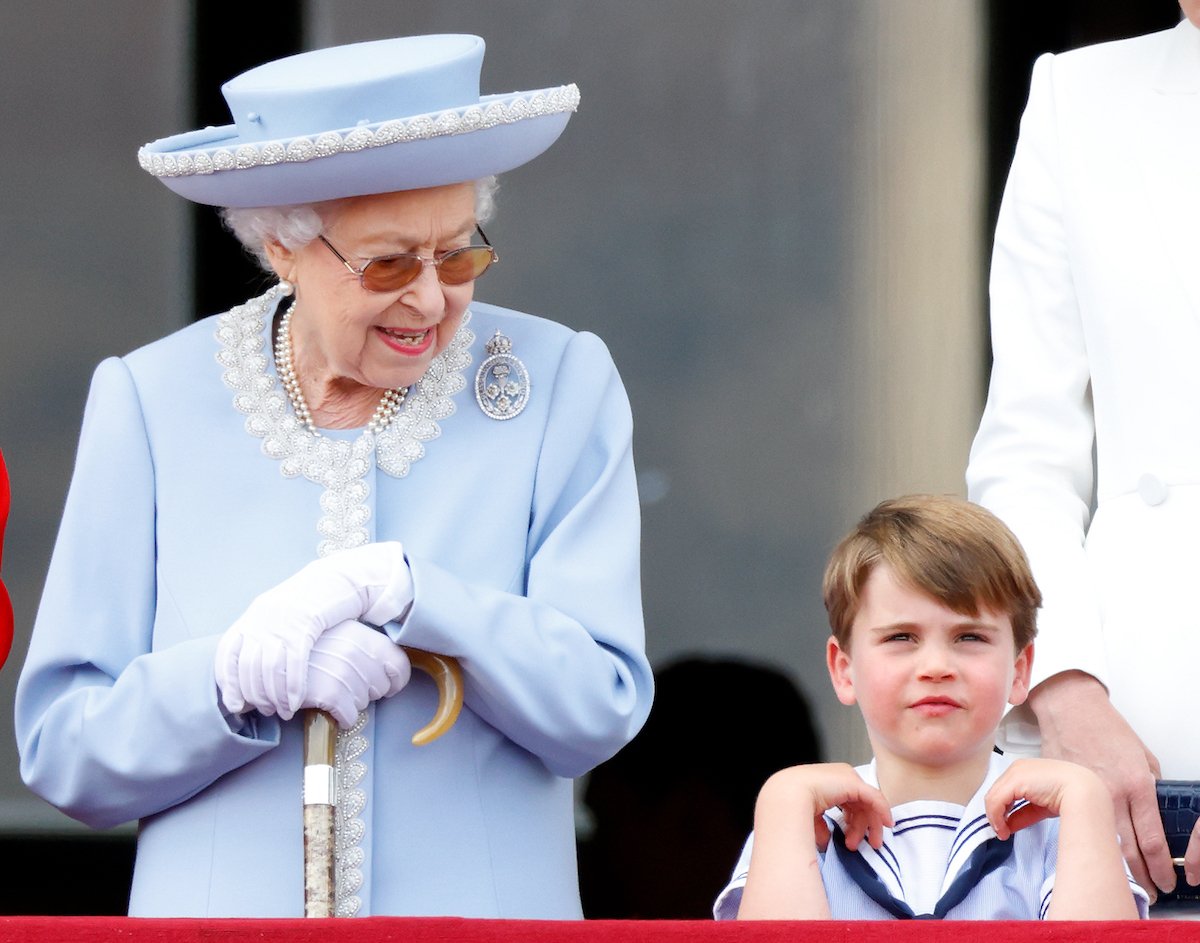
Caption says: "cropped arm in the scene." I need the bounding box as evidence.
[14,357,279,829]
[966,52,1105,688]
[391,331,652,777]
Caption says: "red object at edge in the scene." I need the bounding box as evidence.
[0,449,13,670]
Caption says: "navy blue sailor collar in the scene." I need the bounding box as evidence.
[825,754,1021,919]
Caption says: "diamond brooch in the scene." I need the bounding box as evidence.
[474,330,530,420]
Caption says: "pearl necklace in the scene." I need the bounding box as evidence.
[274,299,408,436]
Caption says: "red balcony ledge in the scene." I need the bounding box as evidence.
[0,918,1198,942]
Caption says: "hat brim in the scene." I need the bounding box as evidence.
[139,86,577,207]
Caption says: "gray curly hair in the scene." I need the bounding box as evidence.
[220,176,499,271]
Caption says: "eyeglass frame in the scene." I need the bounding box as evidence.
[317,225,498,291]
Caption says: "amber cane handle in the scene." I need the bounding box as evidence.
[302,708,337,918]
[403,648,464,745]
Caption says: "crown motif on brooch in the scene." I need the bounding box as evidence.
[484,331,513,356]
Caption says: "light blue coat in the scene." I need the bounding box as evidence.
[14,292,652,917]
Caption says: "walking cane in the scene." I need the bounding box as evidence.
[303,647,463,917]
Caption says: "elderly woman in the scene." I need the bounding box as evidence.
[14,35,651,919]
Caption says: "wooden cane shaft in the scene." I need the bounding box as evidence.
[303,709,337,918]
[300,654,463,917]
[303,708,337,767]
[303,803,336,917]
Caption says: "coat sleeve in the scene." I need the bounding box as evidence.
[14,357,280,830]
[966,53,1107,690]
[713,833,753,920]
[392,330,653,778]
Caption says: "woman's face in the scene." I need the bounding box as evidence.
[269,182,478,393]
[1182,0,1200,28]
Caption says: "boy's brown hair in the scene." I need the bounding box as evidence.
[823,494,1041,651]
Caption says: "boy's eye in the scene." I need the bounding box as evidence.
[957,632,988,643]
[883,632,914,643]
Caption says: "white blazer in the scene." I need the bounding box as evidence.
[968,20,1200,778]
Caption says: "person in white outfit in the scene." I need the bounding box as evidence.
[967,2,1200,905]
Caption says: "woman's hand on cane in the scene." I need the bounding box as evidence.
[214,542,415,720]
[299,620,412,728]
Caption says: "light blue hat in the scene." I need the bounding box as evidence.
[138,35,579,207]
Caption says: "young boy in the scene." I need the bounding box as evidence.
[714,495,1148,920]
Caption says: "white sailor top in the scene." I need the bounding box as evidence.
[714,754,1149,920]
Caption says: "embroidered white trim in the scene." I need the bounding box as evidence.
[334,712,369,917]
[216,284,474,914]
[216,284,474,554]
[141,85,580,179]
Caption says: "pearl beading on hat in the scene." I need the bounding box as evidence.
[140,84,580,179]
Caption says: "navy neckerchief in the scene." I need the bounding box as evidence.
[831,821,1016,919]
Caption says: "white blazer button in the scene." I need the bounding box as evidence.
[1136,473,1168,506]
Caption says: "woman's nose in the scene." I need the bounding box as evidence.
[399,264,445,313]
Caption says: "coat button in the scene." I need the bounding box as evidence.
[1137,473,1168,506]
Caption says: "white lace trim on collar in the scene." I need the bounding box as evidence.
[215,283,474,553]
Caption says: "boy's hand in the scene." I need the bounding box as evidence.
[757,762,893,852]
[984,757,1111,841]
[739,763,893,919]
[986,757,1140,918]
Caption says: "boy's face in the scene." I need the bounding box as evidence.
[827,562,1033,780]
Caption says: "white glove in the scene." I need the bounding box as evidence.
[214,542,414,720]
[299,620,412,728]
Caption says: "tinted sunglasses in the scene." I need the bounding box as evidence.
[318,225,498,292]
